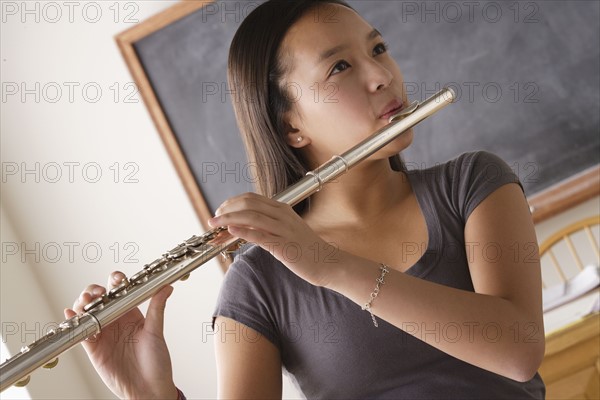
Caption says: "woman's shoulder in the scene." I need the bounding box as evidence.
[227,243,276,277]
[452,150,522,188]
[405,150,518,185]
[451,150,524,221]
[213,243,283,347]
[225,243,297,287]
[222,242,321,312]
[453,150,515,170]
[440,150,513,173]
[403,150,523,222]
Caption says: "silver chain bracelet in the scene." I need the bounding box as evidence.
[361,263,390,327]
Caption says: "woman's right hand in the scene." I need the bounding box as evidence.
[64,271,179,400]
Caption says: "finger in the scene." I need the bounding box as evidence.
[209,210,280,234]
[73,285,105,314]
[214,193,280,218]
[64,308,76,319]
[215,193,258,216]
[63,308,99,352]
[83,284,106,296]
[144,285,174,338]
[227,225,274,247]
[73,292,92,314]
[107,271,126,289]
[203,228,235,246]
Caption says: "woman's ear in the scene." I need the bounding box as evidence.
[283,116,310,149]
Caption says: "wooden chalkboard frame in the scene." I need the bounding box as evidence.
[115,0,599,269]
[114,0,233,271]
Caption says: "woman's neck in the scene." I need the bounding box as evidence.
[300,159,411,229]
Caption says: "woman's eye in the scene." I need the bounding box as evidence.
[330,60,351,76]
[328,42,388,77]
[373,41,388,56]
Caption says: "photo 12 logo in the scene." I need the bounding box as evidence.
[1,2,140,24]
[400,2,540,24]
[198,1,261,23]
[1,241,140,264]
[2,162,140,184]
[404,81,540,104]
[2,82,140,104]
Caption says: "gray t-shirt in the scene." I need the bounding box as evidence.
[213,151,546,399]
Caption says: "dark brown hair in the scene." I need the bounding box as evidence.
[227,0,406,214]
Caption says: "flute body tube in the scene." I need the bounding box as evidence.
[0,87,455,392]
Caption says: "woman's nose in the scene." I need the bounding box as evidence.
[364,58,394,92]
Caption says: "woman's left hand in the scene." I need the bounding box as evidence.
[207,192,337,287]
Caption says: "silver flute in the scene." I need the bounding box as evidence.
[0,87,455,392]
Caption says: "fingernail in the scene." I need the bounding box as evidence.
[92,287,103,296]
[208,217,219,227]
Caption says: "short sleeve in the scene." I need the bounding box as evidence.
[456,151,525,223]
[212,248,281,349]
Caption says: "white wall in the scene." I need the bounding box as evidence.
[1,1,597,399]
[1,2,305,398]
[1,2,222,399]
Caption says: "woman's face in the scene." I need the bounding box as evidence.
[280,3,413,168]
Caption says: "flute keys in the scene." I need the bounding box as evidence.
[185,235,204,247]
[59,315,80,330]
[108,278,130,298]
[187,242,214,255]
[166,244,188,260]
[43,358,59,369]
[201,226,226,242]
[130,270,149,285]
[14,375,30,387]
[83,295,106,312]
[145,257,168,274]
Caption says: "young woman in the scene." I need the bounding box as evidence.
[66,1,546,398]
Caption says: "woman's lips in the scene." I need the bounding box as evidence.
[379,99,405,119]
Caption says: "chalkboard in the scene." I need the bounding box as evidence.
[117,0,599,250]
[351,0,600,219]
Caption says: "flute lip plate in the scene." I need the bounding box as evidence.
[389,100,419,123]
